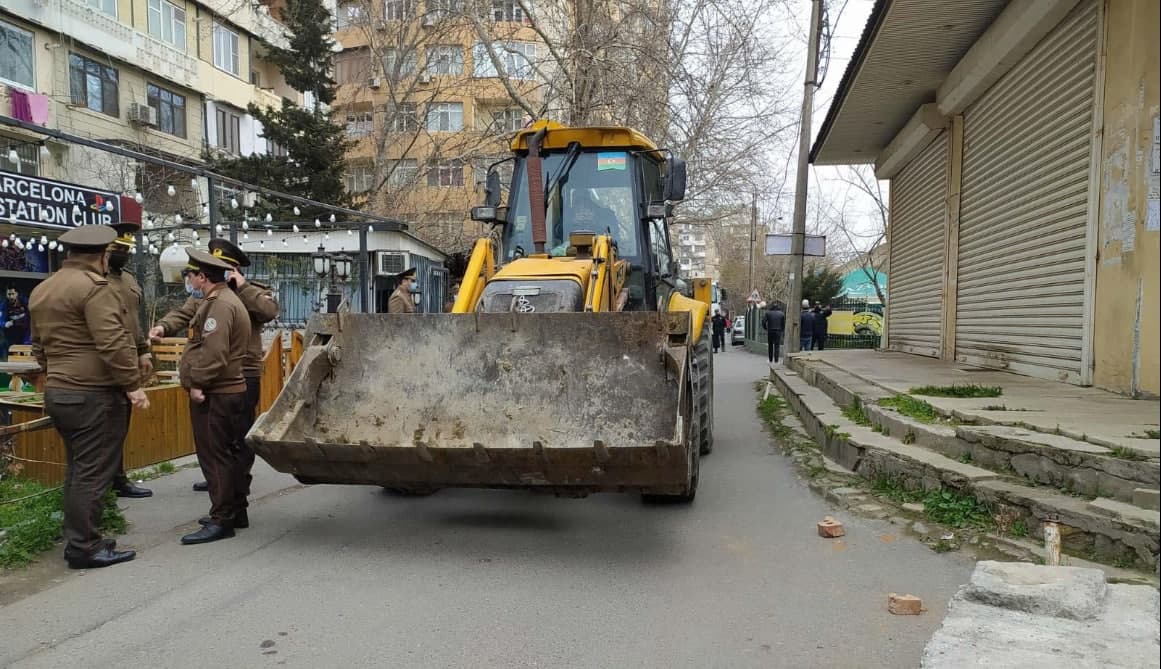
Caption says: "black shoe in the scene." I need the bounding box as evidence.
[67,546,136,570]
[115,482,153,498]
[181,523,235,545]
[192,481,209,492]
[199,510,248,529]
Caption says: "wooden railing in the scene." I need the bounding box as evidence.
[3,329,307,485]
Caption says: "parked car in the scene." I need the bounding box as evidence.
[731,315,746,345]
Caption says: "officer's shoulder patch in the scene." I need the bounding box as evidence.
[83,271,108,285]
[204,317,218,333]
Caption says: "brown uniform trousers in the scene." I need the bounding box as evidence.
[156,281,277,503]
[387,287,416,313]
[30,258,140,560]
[106,269,150,489]
[180,284,251,526]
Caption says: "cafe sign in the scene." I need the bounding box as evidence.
[0,170,123,229]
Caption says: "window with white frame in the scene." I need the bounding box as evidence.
[382,48,418,79]
[492,0,524,22]
[86,0,117,18]
[427,160,464,188]
[0,21,34,90]
[346,164,375,193]
[425,46,463,76]
[0,140,39,176]
[427,0,462,18]
[336,1,367,29]
[425,102,463,132]
[472,155,512,186]
[344,109,374,137]
[472,41,536,79]
[148,0,187,50]
[389,103,419,132]
[479,106,524,133]
[384,0,415,21]
[386,158,418,186]
[212,22,240,76]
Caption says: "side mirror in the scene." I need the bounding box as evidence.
[471,205,508,224]
[484,170,501,207]
[664,157,687,202]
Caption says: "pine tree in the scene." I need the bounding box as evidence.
[802,267,845,306]
[206,0,351,222]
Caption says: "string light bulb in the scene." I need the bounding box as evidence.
[134,192,144,204]
[347,229,353,236]
[175,214,183,224]
[38,244,45,252]
[190,178,199,190]
[1,240,7,249]
[265,213,273,223]
[243,232,249,240]
[39,144,51,159]
[230,198,239,209]
[216,224,224,233]
[368,224,374,232]
[49,240,58,250]
[314,219,321,228]
[167,185,176,197]
[293,206,301,216]
[145,218,154,229]
[40,235,48,245]
[292,224,299,233]
[267,228,273,236]
[165,232,176,242]
[242,220,249,231]
[329,213,336,223]
[7,148,18,163]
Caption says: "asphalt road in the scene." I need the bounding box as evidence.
[1,349,975,668]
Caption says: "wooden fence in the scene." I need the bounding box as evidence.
[3,329,306,486]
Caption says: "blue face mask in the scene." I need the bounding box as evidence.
[185,277,204,299]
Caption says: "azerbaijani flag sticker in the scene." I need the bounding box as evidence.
[597,152,627,171]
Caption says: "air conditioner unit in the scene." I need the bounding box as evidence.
[376,251,409,276]
[368,76,382,89]
[128,103,158,127]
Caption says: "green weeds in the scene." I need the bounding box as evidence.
[910,384,1003,398]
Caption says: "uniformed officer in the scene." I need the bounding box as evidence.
[387,268,417,313]
[177,248,251,545]
[30,225,149,569]
[105,223,154,499]
[150,239,279,502]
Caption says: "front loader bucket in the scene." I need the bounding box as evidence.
[248,312,693,496]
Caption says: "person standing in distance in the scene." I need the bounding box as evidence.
[799,299,816,352]
[763,301,786,364]
[388,268,418,313]
[178,249,251,545]
[104,224,154,499]
[711,309,726,354]
[30,225,149,569]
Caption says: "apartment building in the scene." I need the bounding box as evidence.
[328,0,551,253]
[0,0,298,284]
[670,223,716,279]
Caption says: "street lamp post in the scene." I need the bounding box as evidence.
[312,245,352,313]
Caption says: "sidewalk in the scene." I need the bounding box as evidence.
[0,456,300,605]
[793,350,1160,453]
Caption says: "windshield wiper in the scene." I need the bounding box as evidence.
[544,142,582,206]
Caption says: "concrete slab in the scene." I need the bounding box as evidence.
[796,351,1161,449]
[922,561,1160,669]
[854,431,1000,482]
[1088,498,1161,531]
[960,425,1111,455]
[1133,488,1161,511]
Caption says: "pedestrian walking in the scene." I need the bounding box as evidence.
[29,225,149,569]
[150,240,279,499]
[388,267,418,313]
[812,302,832,351]
[763,302,786,364]
[177,249,251,545]
[799,299,816,352]
[711,309,726,353]
[104,224,154,499]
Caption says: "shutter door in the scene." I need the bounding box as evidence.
[887,132,948,357]
[955,1,1098,384]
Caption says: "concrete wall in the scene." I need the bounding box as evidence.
[1092,0,1160,397]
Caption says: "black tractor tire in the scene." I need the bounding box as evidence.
[381,486,441,497]
[692,321,715,455]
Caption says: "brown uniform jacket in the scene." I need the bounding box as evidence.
[388,287,415,314]
[106,269,151,357]
[29,257,140,392]
[157,281,278,377]
[179,284,250,394]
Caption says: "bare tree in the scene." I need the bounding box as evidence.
[816,165,888,305]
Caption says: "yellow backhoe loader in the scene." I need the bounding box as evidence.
[248,121,713,502]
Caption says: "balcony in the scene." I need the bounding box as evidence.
[134,32,199,90]
[253,87,284,112]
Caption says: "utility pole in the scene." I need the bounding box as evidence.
[787,0,823,354]
[748,192,758,293]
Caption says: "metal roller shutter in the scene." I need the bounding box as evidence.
[888,132,948,357]
[955,1,1098,384]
